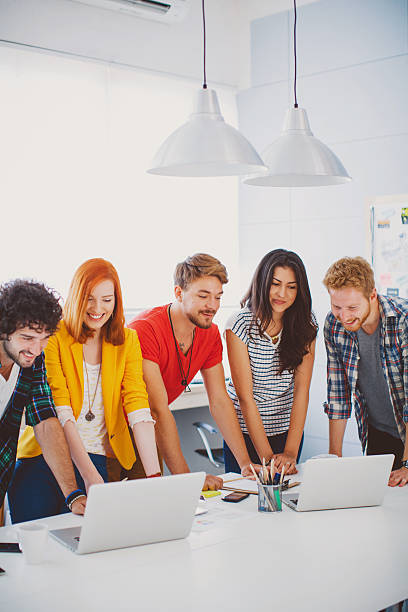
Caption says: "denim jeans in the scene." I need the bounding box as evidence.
[7,452,108,524]
[223,431,304,474]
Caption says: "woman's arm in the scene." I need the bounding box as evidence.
[225,329,274,463]
[122,332,161,477]
[274,339,316,474]
[131,420,161,477]
[61,420,104,492]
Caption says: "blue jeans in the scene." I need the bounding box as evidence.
[8,453,108,524]
[223,431,304,474]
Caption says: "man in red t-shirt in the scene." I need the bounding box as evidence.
[129,253,257,490]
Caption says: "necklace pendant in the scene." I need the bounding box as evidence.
[85,411,95,422]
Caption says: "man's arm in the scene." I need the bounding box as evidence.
[388,423,408,487]
[201,363,256,478]
[142,359,190,474]
[328,418,347,456]
[142,360,223,490]
[323,316,352,456]
[389,318,408,486]
[34,417,86,514]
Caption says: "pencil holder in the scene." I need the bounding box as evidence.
[257,483,282,513]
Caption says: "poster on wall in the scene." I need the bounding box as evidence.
[371,198,408,299]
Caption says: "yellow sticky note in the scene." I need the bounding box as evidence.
[201,490,222,498]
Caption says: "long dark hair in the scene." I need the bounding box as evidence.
[241,249,318,373]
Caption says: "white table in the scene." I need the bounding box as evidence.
[1,469,407,612]
[169,382,208,411]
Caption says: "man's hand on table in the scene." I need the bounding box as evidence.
[388,466,408,487]
[71,497,87,515]
[202,474,223,490]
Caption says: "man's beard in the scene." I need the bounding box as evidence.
[3,341,30,368]
[338,307,370,331]
[186,311,215,330]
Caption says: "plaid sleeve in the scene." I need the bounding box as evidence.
[402,314,408,423]
[25,353,57,427]
[323,316,352,420]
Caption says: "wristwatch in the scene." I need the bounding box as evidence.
[401,460,408,469]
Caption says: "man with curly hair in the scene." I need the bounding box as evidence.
[323,257,408,487]
[0,279,86,519]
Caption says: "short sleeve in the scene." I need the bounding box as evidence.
[224,310,250,345]
[200,327,223,370]
[131,319,161,365]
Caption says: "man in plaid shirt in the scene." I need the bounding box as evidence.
[323,257,408,487]
[0,279,86,517]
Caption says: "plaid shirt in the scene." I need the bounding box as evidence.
[323,295,408,452]
[0,353,56,504]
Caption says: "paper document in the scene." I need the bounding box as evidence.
[221,472,258,495]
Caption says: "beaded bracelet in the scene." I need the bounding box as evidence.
[65,488,86,510]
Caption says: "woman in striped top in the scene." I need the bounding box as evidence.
[224,249,317,475]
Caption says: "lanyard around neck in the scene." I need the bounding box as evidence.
[168,304,196,393]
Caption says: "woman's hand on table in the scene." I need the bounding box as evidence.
[273,453,298,475]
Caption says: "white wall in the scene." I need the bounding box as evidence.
[0,43,240,309]
[0,0,319,89]
[238,0,408,459]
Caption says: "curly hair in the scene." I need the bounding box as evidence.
[323,256,375,298]
[174,253,228,289]
[241,249,318,374]
[0,279,62,337]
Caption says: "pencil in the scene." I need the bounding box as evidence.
[280,465,285,485]
[223,476,250,484]
[250,464,275,512]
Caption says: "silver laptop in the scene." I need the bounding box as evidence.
[50,471,205,554]
[282,455,394,512]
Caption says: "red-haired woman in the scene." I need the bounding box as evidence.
[9,258,161,523]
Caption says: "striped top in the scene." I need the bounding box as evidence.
[225,308,294,436]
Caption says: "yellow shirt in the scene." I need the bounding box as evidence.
[17,321,149,469]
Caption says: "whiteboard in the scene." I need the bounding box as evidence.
[371,197,408,299]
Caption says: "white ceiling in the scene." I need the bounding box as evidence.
[0,0,319,89]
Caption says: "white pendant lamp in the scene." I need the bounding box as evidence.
[244,0,351,188]
[147,0,267,178]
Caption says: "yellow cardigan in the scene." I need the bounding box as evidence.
[17,321,149,469]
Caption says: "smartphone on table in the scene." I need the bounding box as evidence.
[0,542,21,553]
[222,492,249,503]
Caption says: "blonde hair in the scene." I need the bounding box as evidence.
[323,256,375,298]
[174,253,228,289]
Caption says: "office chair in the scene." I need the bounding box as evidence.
[193,422,225,468]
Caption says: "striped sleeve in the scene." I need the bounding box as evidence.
[225,310,250,345]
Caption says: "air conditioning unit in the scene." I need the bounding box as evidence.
[70,0,190,23]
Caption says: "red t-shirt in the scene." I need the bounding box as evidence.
[128,304,222,405]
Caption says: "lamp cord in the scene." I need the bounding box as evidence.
[293,0,298,108]
[202,0,207,89]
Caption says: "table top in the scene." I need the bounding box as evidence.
[1,468,407,612]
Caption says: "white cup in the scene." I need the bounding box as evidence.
[17,523,48,564]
